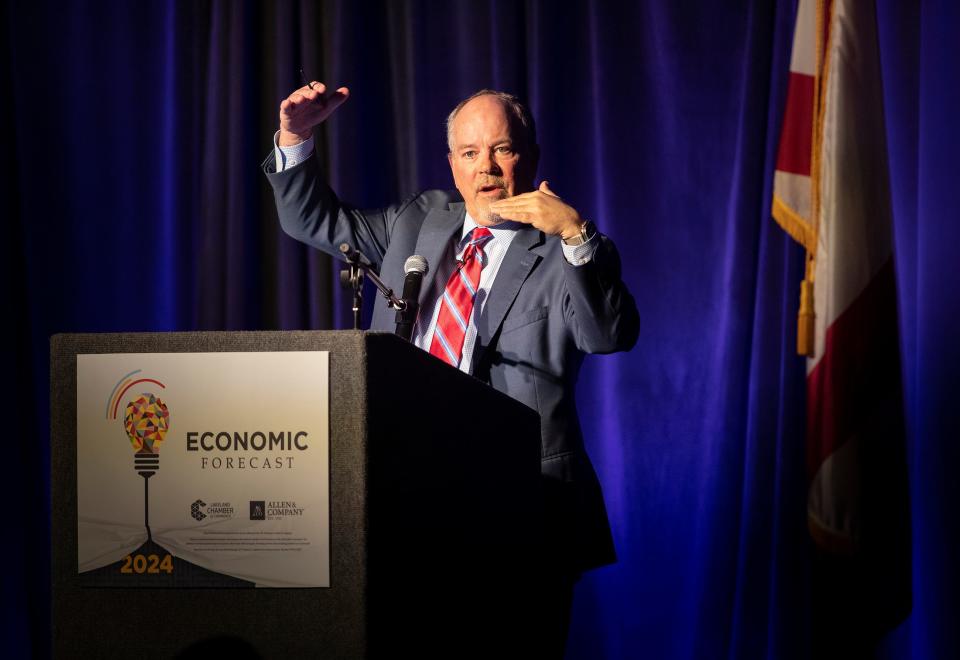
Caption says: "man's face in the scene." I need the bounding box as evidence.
[447,95,537,226]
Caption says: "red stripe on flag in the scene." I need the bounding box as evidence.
[776,72,815,176]
[806,259,901,479]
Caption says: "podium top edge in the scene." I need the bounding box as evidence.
[49,330,408,355]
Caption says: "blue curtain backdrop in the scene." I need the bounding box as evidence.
[5,1,958,658]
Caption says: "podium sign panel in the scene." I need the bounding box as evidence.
[76,352,330,588]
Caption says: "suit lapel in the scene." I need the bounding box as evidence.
[414,203,465,308]
[478,226,544,340]
[411,208,544,371]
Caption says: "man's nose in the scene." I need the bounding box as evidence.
[479,149,502,175]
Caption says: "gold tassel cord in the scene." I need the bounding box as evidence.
[797,277,815,357]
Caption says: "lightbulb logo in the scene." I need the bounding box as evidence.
[124,393,170,473]
[106,370,169,540]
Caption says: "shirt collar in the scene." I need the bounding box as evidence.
[460,212,525,248]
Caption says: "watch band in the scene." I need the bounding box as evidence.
[562,220,595,246]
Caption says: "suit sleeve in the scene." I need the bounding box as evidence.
[263,150,397,270]
[561,234,640,354]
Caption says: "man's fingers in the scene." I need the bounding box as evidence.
[489,192,539,207]
[299,84,349,114]
[279,82,350,135]
[290,82,346,106]
[488,202,535,220]
[491,189,552,208]
[492,210,534,224]
[284,90,317,112]
[283,87,338,114]
[489,198,540,212]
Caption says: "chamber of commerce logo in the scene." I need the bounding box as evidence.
[250,501,265,520]
[191,499,207,521]
[106,369,169,540]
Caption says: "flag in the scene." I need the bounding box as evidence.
[772,0,911,653]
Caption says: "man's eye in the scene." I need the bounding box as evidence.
[463,151,477,159]
[496,146,513,154]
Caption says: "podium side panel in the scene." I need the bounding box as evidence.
[51,331,370,658]
[363,332,541,655]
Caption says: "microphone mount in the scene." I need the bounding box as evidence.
[339,243,406,330]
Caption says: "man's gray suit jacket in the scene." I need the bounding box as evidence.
[265,153,639,573]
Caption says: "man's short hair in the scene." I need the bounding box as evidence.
[446,89,538,153]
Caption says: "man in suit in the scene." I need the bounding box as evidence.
[264,82,639,653]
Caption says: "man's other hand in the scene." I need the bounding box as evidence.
[278,82,350,146]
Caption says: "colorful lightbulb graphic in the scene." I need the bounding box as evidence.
[123,393,170,539]
[124,393,169,466]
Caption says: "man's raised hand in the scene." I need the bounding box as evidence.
[278,82,349,146]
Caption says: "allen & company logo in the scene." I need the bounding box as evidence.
[249,500,305,521]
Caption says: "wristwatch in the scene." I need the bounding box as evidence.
[561,220,596,246]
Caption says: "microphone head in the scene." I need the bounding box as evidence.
[404,255,429,275]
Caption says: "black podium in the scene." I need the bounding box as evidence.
[51,331,541,658]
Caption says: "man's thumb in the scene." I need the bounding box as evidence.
[539,180,558,197]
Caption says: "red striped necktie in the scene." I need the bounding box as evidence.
[429,227,493,367]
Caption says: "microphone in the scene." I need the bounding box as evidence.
[395,255,429,342]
